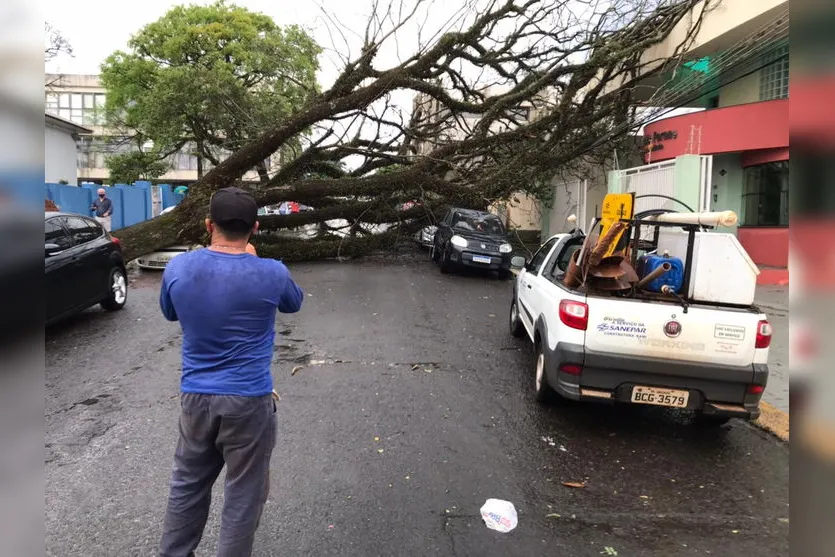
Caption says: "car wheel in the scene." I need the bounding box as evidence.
[534,339,555,403]
[432,244,441,263]
[101,267,128,311]
[509,298,525,338]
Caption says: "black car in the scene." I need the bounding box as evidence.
[45,212,128,325]
[432,208,514,278]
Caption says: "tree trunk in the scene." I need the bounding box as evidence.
[116,195,210,261]
[257,200,444,231]
[254,227,415,262]
[107,0,708,265]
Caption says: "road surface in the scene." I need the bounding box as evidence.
[46,252,789,556]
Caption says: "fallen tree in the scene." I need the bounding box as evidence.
[115,0,713,262]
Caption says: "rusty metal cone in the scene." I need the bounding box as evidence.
[588,276,632,291]
[619,260,640,283]
[588,255,626,278]
[564,250,582,287]
[588,264,625,279]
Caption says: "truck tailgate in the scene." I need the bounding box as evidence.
[584,297,760,368]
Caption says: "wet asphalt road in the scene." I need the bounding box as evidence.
[46,251,789,557]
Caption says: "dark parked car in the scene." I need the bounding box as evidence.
[45,212,128,325]
[432,208,514,279]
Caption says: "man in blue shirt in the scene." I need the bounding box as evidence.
[90,188,113,231]
[158,187,303,557]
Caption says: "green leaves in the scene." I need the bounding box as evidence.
[100,0,321,179]
[106,152,170,185]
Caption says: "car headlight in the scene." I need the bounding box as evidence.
[499,243,513,254]
[450,235,468,248]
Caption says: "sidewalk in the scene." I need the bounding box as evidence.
[757,286,789,414]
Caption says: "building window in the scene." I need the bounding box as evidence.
[77,137,136,170]
[46,94,59,114]
[741,161,789,227]
[172,149,199,171]
[47,92,106,125]
[759,45,789,101]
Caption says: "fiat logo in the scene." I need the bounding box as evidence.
[664,320,682,338]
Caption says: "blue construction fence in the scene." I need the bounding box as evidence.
[44,181,186,231]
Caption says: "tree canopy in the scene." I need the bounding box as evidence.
[106,151,170,185]
[100,0,321,180]
[115,0,715,262]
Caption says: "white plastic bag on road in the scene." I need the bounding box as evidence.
[480,498,518,533]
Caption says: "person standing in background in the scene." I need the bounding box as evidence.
[158,187,303,557]
[91,188,113,232]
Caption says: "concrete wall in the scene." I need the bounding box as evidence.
[637,0,786,82]
[47,183,93,215]
[718,72,761,107]
[45,182,182,231]
[738,227,788,268]
[596,0,787,98]
[45,126,79,185]
[545,177,607,237]
[673,155,704,214]
[492,193,541,231]
[642,99,788,163]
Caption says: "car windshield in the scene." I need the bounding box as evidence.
[452,214,504,235]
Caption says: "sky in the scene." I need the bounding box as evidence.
[44,0,468,90]
[43,0,483,152]
[42,0,698,145]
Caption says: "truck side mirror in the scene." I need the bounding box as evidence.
[511,256,526,269]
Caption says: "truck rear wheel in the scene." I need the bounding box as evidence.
[509,298,525,338]
[534,340,555,403]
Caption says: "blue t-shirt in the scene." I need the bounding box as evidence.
[92,197,112,217]
[159,249,304,396]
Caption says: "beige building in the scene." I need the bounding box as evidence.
[595,0,788,101]
[45,74,268,184]
[411,89,542,231]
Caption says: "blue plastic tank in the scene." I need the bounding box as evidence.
[638,254,684,293]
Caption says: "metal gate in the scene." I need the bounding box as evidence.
[614,156,712,215]
[151,185,162,217]
[619,160,677,214]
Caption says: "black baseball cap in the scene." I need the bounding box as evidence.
[210,187,258,228]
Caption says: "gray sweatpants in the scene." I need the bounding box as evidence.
[159,393,277,557]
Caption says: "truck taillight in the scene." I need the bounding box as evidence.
[559,300,588,331]
[755,320,772,349]
[559,363,583,375]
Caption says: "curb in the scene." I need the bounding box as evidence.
[754,401,789,441]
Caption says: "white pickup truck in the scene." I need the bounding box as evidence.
[509,233,772,425]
